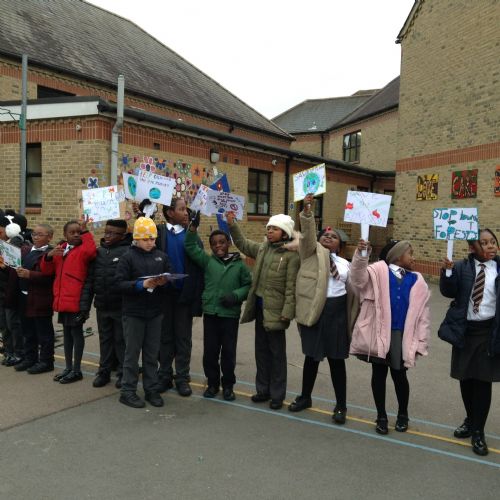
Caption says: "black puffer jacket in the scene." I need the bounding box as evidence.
[116,244,172,318]
[438,254,500,356]
[82,234,133,311]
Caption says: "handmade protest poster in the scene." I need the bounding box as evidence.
[293,163,326,202]
[82,185,122,223]
[495,166,500,197]
[136,171,176,206]
[433,207,479,276]
[343,191,392,257]
[0,240,22,267]
[416,173,439,200]
[451,169,478,199]
[189,184,211,216]
[206,190,245,220]
[122,173,139,200]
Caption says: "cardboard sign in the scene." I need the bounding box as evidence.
[206,190,245,220]
[433,207,479,240]
[122,173,139,201]
[0,240,22,267]
[82,185,122,223]
[293,163,326,202]
[136,171,176,206]
[189,184,211,216]
[343,191,392,228]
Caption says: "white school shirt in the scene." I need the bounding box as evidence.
[389,264,406,280]
[467,259,497,321]
[166,223,184,235]
[326,253,350,298]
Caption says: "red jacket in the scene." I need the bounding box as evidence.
[41,231,97,313]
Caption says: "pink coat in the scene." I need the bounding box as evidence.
[349,250,431,368]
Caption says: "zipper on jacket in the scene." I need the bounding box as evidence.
[277,256,283,271]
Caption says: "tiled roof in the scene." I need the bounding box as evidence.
[0,0,290,139]
[272,95,373,134]
[329,76,400,131]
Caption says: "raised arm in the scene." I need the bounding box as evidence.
[349,241,371,293]
[226,213,261,259]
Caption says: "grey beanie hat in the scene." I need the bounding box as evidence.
[385,240,412,264]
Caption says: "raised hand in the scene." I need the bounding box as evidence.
[225,211,236,226]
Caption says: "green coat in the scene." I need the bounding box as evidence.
[184,230,252,318]
[229,223,300,331]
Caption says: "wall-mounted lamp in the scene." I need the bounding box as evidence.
[75,123,82,131]
[210,149,220,164]
[271,159,278,166]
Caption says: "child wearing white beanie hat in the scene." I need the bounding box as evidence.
[226,211,300,410]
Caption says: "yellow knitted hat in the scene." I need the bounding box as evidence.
[133,217,157,240]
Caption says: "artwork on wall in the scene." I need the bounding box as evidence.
[416,173,439,201]
[495,166,500,197]
[451,169,478,199]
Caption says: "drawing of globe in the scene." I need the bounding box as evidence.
[128,176,137,197]
[303,172,321,194]
[149,187,161,200]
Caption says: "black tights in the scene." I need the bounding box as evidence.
[459,379,492,433]
[371,364,409,419]
[63,324,84,372]
[301,355,346,410]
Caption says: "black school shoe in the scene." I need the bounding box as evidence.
[5,355,23,367]
[145,392,164,407]
[223,387,236,401]
[203,386,219,398]
[93,372,111,388]
[454,418,472,438]
[269,400,283,410]
[53,368,72,381]
[395,414,409,432]
[59,370,83,384]
[158,378,173,393]
[251,393,270,403]
[120,392,146,409]
[332,407,347,425]
[288,396,312,412]
[471,431,488,456]
[14,359,36,371]
[175,380,192,397]
[375,418,389,435]
[115,375,123,389]
[27,361,54,374]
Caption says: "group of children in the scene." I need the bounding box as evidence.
[1,197,498,457]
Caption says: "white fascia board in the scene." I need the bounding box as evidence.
[0,101,100,122]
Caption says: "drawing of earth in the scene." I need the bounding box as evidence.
[128,176,137,197]
[303,172,321,195]
[149,187,161,200]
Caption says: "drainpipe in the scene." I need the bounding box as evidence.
[19,54,28,214]
[284,158,291,214]
[110,75,124,185]
[320,132,325,157]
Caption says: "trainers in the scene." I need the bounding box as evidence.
[175,380,192,397]
[223,387,236,401]
[93,373,111,388]
[59,370,83,384]
[145,392,164,407]
[27,362,54,374]
[14,359,36,372]
[120,392,146,409]
[203,386,219,398]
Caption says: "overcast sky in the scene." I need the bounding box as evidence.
[86,0,415,119]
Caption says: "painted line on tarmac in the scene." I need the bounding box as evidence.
[188,389,500,470]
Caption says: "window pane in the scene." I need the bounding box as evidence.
[27,177,42,205]
[259,172,269,192]
[27,145,42,174]
[248,192,257,214]
[343,135,350,148]
[248,171,257,191]
[257,194,269,215]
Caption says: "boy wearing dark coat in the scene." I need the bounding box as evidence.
[185,214,252,401]
[82,219,131,388]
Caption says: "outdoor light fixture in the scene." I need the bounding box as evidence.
[210,149,220,163]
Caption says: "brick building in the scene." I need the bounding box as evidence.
[395,0,500,275]
[0,0,394,253]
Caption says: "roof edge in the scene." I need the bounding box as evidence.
[396,0,423,43]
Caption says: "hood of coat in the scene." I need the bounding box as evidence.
[214,251,242,264]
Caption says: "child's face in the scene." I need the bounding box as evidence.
[103,224,126,246]
[267,225,286,243]
[167,199,189,227]
[0,226,7,241]
[210,234,230,259]
[470,230,499,261]
[135,238,156,252]
[395,246,415,271]
[32,226,52,248]
[319,230,341,253]
[64,223,82,246]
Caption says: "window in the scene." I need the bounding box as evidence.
[37,85,75,99]
[26,144,42,206]
[343,131,361,163]
[248,169,271,215]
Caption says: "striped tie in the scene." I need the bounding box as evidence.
[330,255,340,280]
[471,263,486,314]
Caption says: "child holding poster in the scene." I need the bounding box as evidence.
[226,211,300,410]
[41,218,97,384]
[438,228,500,457]
[349,238,431,435]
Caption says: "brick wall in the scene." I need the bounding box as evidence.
[395,0,500,275]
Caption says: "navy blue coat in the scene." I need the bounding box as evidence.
[438,254,500,356]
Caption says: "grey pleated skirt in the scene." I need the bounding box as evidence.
[357,329,405,370]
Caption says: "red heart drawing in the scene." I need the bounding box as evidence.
[345,202,354,210]
[372,210,380,218]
